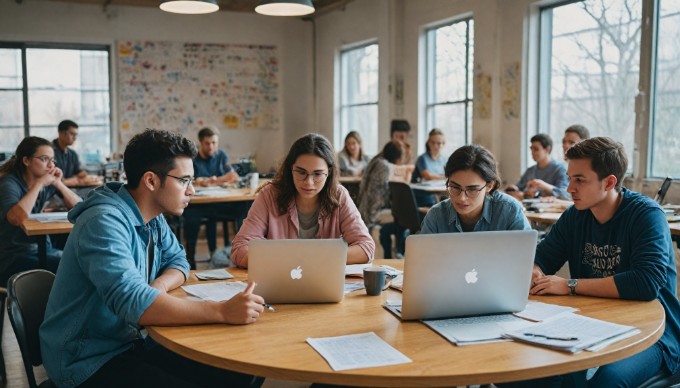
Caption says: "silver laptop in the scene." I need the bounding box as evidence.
[395,230,538,320]
[248,239,347,304]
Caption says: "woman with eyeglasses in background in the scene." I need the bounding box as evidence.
[412,128,447,207]
[420,144,530,234]
[231,133,374,268]
[0,136,81,285]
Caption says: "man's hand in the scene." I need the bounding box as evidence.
[530,275,569,295]
[220,282,265,324]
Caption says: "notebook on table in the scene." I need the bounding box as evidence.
[248,239,347,304]
[385,230,538,320]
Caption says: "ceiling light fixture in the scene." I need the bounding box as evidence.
[255,0,315,17]
[160,0,219,14]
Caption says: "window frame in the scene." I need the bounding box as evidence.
[0,41,113,154]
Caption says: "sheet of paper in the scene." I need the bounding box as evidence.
[28,212,69,222]
[181,281,247,302]
[345,264,371,277]
[194,269,234,280]
[513,300,579,322]
[423,314,535,344]
[344,282,365,294]
[306,332,411,371]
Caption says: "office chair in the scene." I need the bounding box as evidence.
[0,286,7,383]
[654,176,673,205]
[7,269,56,388]
[638,370,680,388]
[388,182,424,233]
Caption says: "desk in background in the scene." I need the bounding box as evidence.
[20,218,73,269]
[148,259,663,387]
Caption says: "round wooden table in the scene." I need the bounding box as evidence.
[147,260,664,387]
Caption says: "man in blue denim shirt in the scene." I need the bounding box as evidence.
[420,144,531,234]
[40,129,265,388]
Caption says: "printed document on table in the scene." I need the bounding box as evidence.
[423,314,536,345]
[306,332,411,371]
[181,281,247,302]
[194,269,234,280]
[504,312,639,353]
[345,264,371,277]
[513,300,579,322]
[28,212,69,222]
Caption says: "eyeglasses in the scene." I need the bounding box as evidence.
[292,169,328,183]
[33,156,57,165]
[446,180,488,199]
[166,174,196,189]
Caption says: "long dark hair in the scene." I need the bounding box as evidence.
[272,133,340,218]
[445,144,502,193]
[0,136,52,178]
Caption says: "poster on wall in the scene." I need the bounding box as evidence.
[117,40,280,144]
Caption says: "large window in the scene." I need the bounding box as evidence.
[0,44,111,164]
[424,17,474,157]
[338,43,379,156]
[535,0,680,178]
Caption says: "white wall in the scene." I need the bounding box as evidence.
[0,0,314,172]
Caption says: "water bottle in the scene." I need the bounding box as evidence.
[249,172,259,193]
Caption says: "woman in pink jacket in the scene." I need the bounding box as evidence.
[231,133,375,268]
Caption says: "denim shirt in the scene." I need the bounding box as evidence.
[39,183,190,387]
[420,190,531,234]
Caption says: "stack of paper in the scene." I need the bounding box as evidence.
[503,313,640,353]
[513,300,578,322]
[181,281,247,302]
[28,212,69,222]
[344,264,402,278]
[194,269,234,280]
[423,314,535,345]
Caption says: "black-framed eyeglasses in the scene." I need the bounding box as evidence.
[446,180,488,199]
[292,169,328,183]
[33,156,57,165]
[166,174,196,189]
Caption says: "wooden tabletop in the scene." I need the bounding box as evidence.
[338,176,362,184]
[190,188,258,204]
[526,211,680,236]
[147,260,664,387]
[20,218,73,236]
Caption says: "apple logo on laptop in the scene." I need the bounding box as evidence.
[290,265,303,280]
[465,269,478,284]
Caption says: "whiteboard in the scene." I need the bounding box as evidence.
[117,40,280,144]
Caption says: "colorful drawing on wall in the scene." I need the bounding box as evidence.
[474,71,492,119]
[502,61,521,120]
[117,40,280,144]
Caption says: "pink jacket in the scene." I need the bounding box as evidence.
[231,183,375,268]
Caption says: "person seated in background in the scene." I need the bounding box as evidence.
[338,131,371,177]
[0,136,81,286]
[505,133,568,200]
[358,140,414,259]
[562,124,590,158]
[390,119,413,163]
[52,119,101,187]
[503,137,680,387]
[421,144,530,234]
[183,126,248,267]
[40,129,265,388]
[231,133,374,268]
[412,128,447,207]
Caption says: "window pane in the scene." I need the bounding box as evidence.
[650,1,680,177]
[341,44,379,105]
[0,90,24,126]
[0,48,22,88]
[433,21,470,103]
[341,105,378,157]
[28,90,82,126]
[432,103,467,157]
[541,0,641,163]
[0,127,24,153]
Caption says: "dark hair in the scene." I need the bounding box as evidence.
[566,137,628,191]
[342,131,364,160]
[564,124,590,140]
[58,119,78,133]
[531,133,553,152]
[123,129,197,189]
[444,144,502,193]
[425,128,444,156]
[272,133,340,218]
[198,127,217,140]
[390,119,411,135]
[381,140,405,164]
[0,136,52,178]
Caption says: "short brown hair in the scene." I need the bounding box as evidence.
[566,137,627,191]
[564,124,590,140]
[198,127,217,140]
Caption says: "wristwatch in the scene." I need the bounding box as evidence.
[568,279,579,295]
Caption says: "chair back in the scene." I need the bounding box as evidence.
[7,269,55,388]
[389,181,422,233]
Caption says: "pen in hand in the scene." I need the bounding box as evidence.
[523,333,578,341]
[262,303,275,312]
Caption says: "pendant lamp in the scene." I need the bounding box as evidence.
[255,0,315,16]
[160,0,219,14]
